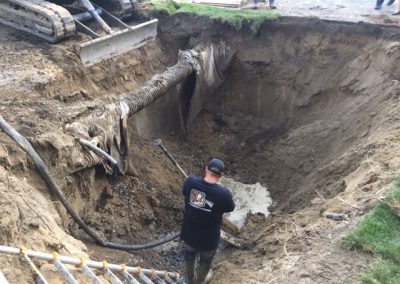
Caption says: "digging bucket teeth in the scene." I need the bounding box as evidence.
[75,18,158,66]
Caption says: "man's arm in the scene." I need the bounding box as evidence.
[224,190,235,213]
[221,190,237,234]
[182,176,191,196]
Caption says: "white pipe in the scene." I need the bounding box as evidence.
[156,276,167,284]
[104,268,124,284]
[81,265,103,284]
[0,246,18,254]
[78,138,121,173]
[53,261,79,284]
[139,272,154,284]
[123,271,141,284]
[0,246,179,281]
[21,253,49,284]
[0,271,9,284]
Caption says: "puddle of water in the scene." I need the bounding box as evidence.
[221,177,272,231]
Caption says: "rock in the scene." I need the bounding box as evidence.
[310,197,323,205]
[300,272,311,278]
[324,212,348,221]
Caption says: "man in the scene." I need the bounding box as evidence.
[181,159,235,284]
[375,0,395,10]
[252,0,276,9]
[393,0,400,14]
[269,0,277,9]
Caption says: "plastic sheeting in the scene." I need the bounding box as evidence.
[184,42,235,130]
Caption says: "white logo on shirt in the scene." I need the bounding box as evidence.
[189,189,213,212]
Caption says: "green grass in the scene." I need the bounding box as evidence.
[360,259,400,284]
[343,203,400,259]
[151,0,280,34]
[343,178,400,283]
[385,179,400,215]
[152,0,181,14]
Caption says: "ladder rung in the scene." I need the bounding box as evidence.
[82,265,104,284]
[104,268,124,284]
[53,260,79,284]
[123,270,141,284]
[0,271,9,284]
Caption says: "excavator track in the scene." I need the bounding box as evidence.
[0,0,75,43]
[92,0,136,18]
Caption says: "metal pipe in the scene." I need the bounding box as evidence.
[0,246,179,281]
[154,139,187,178]
[78,138,121,174]
[73,8,103,22]
[78,0,112,34]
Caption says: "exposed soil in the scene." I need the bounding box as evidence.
[1,12,400,284]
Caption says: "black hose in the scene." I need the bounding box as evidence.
[0,115,180,251]
[104,231,181,250]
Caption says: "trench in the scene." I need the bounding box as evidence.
[2,14,400,283]
[79,16,400,277]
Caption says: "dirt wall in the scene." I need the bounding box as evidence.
[175,17,400,211]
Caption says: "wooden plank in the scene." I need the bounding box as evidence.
[192,0,245,8]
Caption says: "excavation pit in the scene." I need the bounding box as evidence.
[1,14,400,284]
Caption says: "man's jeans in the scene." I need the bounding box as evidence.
[184,244,216,268]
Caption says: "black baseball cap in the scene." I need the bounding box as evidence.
[207,159,225,176]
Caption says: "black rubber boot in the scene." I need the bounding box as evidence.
[196,264,213,284]
[185,261,196,284]
[388,0,395,5]
[375,0,384,10]
[269,0,277,9]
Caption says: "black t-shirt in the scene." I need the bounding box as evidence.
[180,175,235,250]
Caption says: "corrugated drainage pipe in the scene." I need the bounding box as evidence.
[122,50,198,117]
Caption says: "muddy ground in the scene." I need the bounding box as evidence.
[1,11,400,284]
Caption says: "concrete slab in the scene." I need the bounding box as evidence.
[222,177,272,232]
[193,0,245,7]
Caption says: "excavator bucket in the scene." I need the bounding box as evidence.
[75,18,158,66]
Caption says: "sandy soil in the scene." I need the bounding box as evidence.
[0,21,183,282]
[1,10,400,284]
